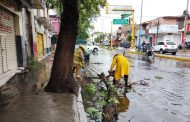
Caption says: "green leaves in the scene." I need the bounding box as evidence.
[86,107,101,120]
[94,32,106,43]
[28,56,45,71]
[83,83,97,96]
[46,0,106,39]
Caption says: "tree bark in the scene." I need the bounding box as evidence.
[45,0,79,95]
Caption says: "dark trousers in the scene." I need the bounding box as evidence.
[113,75,128,86]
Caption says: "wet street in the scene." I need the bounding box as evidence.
[88,48,190,122]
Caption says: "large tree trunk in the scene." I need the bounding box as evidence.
[45,0,79,95]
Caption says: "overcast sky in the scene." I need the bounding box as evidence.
[93,0,189,33]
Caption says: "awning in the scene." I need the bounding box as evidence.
[31,0,45,9]
[76,39,87,45]
[36,17,54,31]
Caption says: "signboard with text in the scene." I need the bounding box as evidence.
[113,19,128,25]
[107,5,132,14]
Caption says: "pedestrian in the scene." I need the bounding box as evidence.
[142,41,146,47]
[141,41,147,52]
[109,54,130,89]
[73,45,85,82]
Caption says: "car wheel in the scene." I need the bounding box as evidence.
[159,49,164,54]
[172,52,176,55]
[93,48,98,52]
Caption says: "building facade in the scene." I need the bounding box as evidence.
[49,14,61,50]
[0,0,22,79]
[136,16,190,47]
[0,0,53,86]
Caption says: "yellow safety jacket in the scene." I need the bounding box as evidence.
[73,48,84,67]
[110,54,130,80]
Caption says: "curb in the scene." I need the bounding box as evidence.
[155,54,190,62]
[77,87,87,122]
[125,51,142,55]
[178,49,190,52]
[126,51,190,62]
[0,68,22,87]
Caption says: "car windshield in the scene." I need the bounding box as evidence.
[166,42,175,45]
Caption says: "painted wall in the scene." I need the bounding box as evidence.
[157,34,181,45]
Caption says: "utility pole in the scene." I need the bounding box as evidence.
[138,0,143,50]
[131,10,135,49]
[110,21,113,49]
[184,0,189,46]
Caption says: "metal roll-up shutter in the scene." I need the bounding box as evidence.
[0,8,17,74]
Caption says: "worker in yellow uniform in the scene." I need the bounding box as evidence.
[109,54,130,88]
[73,46,85,82]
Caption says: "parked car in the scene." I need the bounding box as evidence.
[153,40,178,55]
[86,43,99,52]
[178,42,190,49]
[103,41,110,46]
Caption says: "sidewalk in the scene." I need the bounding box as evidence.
[0,53,86,122]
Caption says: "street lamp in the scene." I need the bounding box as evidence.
[138,0,144,50]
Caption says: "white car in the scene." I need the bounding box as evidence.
[153,40,178,55]
[86,43,99,52]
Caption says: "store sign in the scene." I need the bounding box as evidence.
[0,0,16,11]
[0,23,12,33]
[0,9,13,33]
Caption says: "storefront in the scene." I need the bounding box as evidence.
[36,33,44,60]
[0,1,18,75]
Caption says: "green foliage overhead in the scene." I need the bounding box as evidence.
[127,34,132,42]
[94,32,106,43]
[46,0,106,39]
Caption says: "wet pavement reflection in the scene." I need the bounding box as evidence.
[87,49,190,122]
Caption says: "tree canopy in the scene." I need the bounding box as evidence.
[46,0,106,39]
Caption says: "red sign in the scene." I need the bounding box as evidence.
[186,25,190,32]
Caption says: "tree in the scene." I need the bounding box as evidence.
[94,32,106,43]
[127,35,132,42]
[45,0,106,95]
[45,0,79,94]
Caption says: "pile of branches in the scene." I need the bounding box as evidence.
[82,72,119,122]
